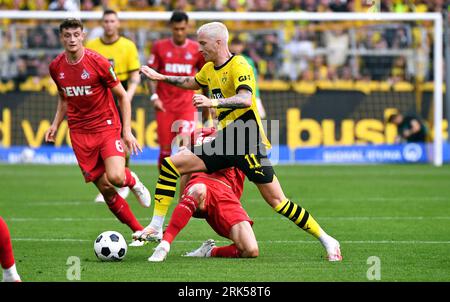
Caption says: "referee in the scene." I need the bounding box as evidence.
[86,9,141,202]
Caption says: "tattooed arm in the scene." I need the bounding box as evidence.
[192,89,252,109]
[140,65,200,90]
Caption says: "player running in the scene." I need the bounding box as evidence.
[137,22,342,261]
[0,217,21,282]
[45,19,151,244]
[148,128,258,262]
[86,9,141,203]
[146,11,205,169]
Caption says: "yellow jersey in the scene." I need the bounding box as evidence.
[85,36,140,84]
[195,55,270,148]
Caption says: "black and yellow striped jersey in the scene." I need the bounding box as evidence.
[195,55,270,148]
[85,36,140,84]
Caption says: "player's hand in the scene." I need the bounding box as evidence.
[44,125,58,143]
[139,66,164,81]
[192,94,215,108]
[153,98,166,112]
[122,130,142,155]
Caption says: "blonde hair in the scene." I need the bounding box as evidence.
[197,22,229,43]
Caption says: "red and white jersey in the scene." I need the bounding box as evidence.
[148,38,205,112]
[49,48,121,133]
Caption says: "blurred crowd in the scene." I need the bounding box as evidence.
[0,0,449,13]
[0,0,449,93]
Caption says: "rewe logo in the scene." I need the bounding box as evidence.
[165,63,192,74]
[62,86,93,97]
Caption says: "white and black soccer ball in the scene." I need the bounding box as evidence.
[94,231,127,261]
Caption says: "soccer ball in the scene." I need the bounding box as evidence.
[94,231,127,261]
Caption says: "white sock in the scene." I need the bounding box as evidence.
[318,232,339,253]
[2,264,21,282]
[149,215,164,231]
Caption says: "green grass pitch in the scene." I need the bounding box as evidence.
[1,164,449,282]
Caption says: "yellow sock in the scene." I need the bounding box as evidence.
[274,199,322,238]
[154,157,180,217]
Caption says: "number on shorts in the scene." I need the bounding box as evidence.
[244,154,261,169]
[115,140,124,153]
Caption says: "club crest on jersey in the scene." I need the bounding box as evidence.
[59,72,65,79]
[221,72,228,84]
[185,52,192,60]
[167,51,172,58]
[81,69,90,80]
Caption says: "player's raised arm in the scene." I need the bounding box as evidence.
[111,84,142,155]
[140,65,200,90]
[45,93,67,143]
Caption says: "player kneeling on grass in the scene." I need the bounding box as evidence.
[0,217,21,282]
[147,128,258,262]
[45,18,151,246]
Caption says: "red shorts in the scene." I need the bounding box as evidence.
[186,178,253,239]
[156,109,196,148]
[70,128,125,182]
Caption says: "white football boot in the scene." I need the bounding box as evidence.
[320,235,343,262]
[132,225,163,243]
[148,240,170,262]
[130,171,151,208]
[94,186,130,203]
[184,239,215,257]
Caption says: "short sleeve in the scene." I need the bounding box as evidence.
[195,65,209,88]
[232,57,254,94]
[147,42,161,71]
[98,57,120,89]
[127,41,140,72]
[48,63,63,93]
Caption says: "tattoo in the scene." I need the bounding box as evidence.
[217,92,252,108]
[165,76,194,88]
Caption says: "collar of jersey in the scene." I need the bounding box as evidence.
[214,55,235,70]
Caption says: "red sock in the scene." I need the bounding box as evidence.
[163,195,197,244]
[0,217,15,269]
[211,244,241,258]
[107,194,143,232]
[123,168,136,188]
[158,149,172,171]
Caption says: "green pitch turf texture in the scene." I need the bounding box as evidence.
[1,164,449,282]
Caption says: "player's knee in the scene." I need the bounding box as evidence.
[240,244,259,258]
[186,183,207,210]
[106,171,125,187]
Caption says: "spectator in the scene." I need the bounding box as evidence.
[388,112,428,143]
[281,28,314,81]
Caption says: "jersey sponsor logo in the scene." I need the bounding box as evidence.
[238,75,251,82]
[81,69,90,80]
[62,86,93,97]
[109,66,117,81]
[164,63,192,74]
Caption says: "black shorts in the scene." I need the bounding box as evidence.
[192,115,275,184]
